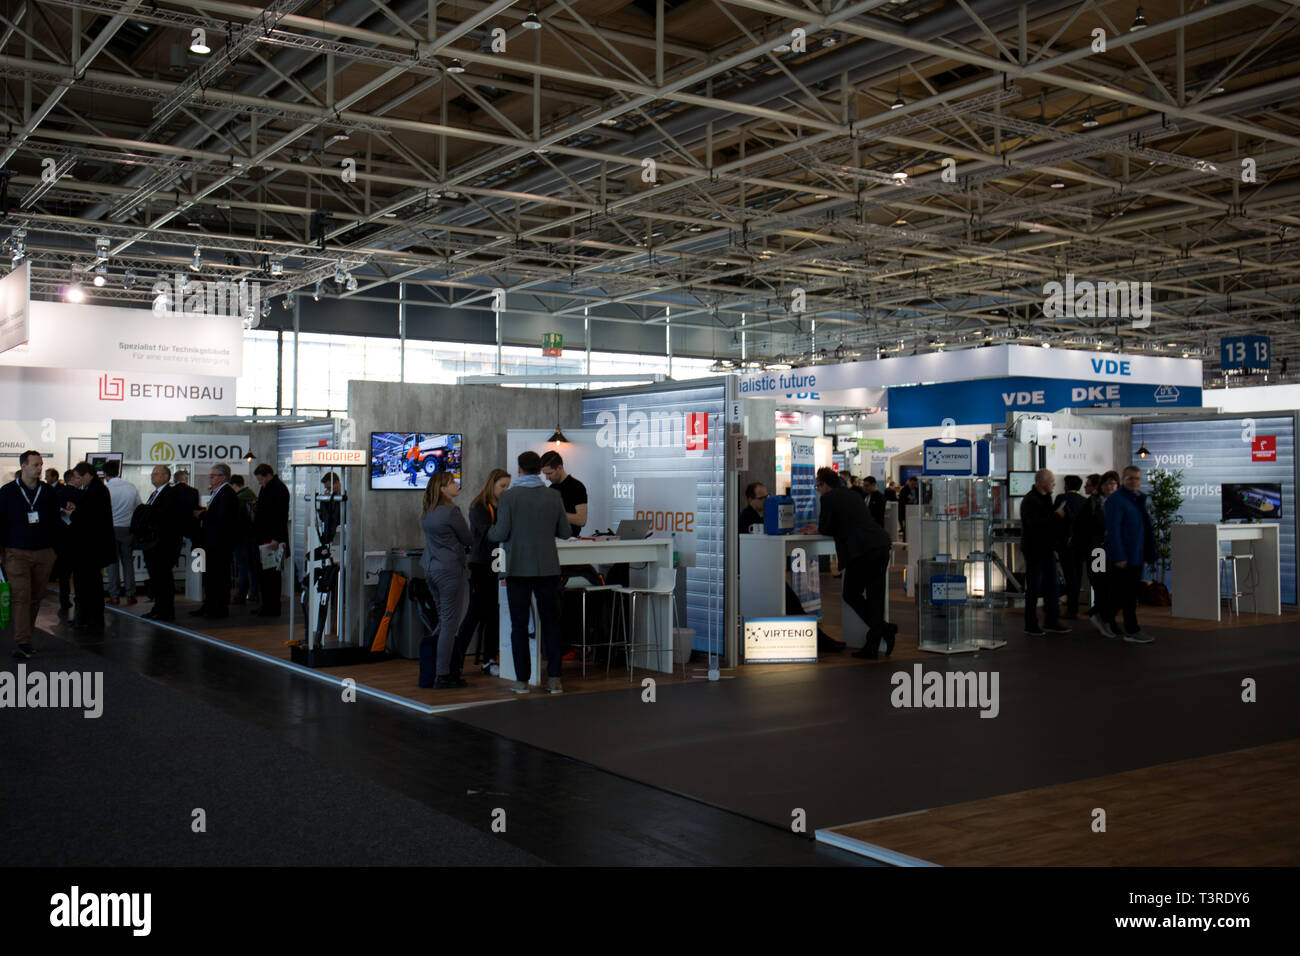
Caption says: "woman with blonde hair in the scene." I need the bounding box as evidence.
[420,471,472,688]
[456,468,511,675]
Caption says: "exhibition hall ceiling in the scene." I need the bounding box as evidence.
[2,0,1298,384]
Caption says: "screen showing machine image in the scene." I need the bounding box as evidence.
[1221,483,1283,521]
[370,432,462,489]
[87,452,123,477]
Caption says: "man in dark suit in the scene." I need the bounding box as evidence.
[66,461,115,633]
[191,463,238,619]
[140,465,184,622]
[863,475,887,528]
[252,463,290,617]
[53,469,81,610]
[805,466,896,660]
[172,469,201,540]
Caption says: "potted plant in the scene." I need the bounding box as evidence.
[1144,468,1184,603]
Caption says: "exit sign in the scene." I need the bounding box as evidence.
[542,332,563,356]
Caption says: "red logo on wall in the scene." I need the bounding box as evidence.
[1252,436,1276,463]
[686,413,708,451]
[98,374,125,401]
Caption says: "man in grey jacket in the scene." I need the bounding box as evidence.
[489,450,572,694]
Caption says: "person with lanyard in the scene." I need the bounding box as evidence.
[540,450,587,538]
[0,451,63,659]
[456,468,511,675]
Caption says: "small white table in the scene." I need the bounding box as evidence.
[499,537,674,685]
[1171,523,1281,621]
[739,533,890,649]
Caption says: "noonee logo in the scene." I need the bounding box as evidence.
[98,375,125,401]
[148,441,177,462]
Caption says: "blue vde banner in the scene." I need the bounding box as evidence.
[888,376,1202,427]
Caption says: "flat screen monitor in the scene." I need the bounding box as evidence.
[87,452,123,478]
[369,432,462,490]
[1221,483,1283,521]
[1008,470,1036,497]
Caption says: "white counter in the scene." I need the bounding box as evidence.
[499,537,675,685]
[739,533,889,649]
[1171,523,1281,621]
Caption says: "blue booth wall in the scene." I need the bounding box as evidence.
[1133,414,1297,605]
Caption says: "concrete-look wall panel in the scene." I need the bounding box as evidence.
[345,380,583,623]
[110,419,280,477]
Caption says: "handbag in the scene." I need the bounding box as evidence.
[258,542,284,570]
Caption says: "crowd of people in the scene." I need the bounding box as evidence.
[1,451,293,660]
[419,449,585,694]
[1019,466,1157,643]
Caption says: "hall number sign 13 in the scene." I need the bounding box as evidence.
[1220,335,1270,373]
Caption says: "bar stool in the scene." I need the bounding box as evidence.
[610,581,682,681]
[1220,553,1255,614]
[564,579,620,678]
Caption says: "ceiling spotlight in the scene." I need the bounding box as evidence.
[345,272,358,292]
[688,225,702,232]
[822,33,837,48]
[123,269,136,290]
[891,90,905,110]
[1130,6,1148,31]
[190,247,202,271]
[333,261,345,285]
[1041,341,1051,349]
[270,259,283,276]
[1211,83,1226,94]
[1050,176,1066,188]
[313,280,324,301]
[522,6,541,29]
[599,118,618,127]
[891,170,908,182]
[65,282,85,303]
[893,217,908,226]
[93,264,107,287]
[1081,111,1100,128]
[774,40,791,53]
[446,58,465,73]
[94,236,110,258]
[282,295,293,310]
[189,34,210,55]
[260,298,272,318]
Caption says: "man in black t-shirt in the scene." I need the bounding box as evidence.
[540,450,587,538]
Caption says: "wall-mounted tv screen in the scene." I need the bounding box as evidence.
[87,452,123,478]
[370,433,462,490]
[1222,483,1283,521]
[1008,470,1036,497]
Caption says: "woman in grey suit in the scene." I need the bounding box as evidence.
[420,472,472,688]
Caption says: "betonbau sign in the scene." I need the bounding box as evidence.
[141,432,249,462]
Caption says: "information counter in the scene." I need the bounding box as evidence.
[739,533,889,649]
[500,537,675,685]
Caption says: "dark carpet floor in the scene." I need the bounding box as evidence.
[0,634,542,866]
[447,618,1300,831]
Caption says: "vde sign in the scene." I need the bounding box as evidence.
[291,448,367,466]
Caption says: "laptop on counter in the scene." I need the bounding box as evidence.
[616,519,652,540]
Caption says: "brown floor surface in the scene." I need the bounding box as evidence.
[827,739,1300,866]
[109,574,924,710]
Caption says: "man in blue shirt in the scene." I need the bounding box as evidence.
[1104,465,1157,644]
